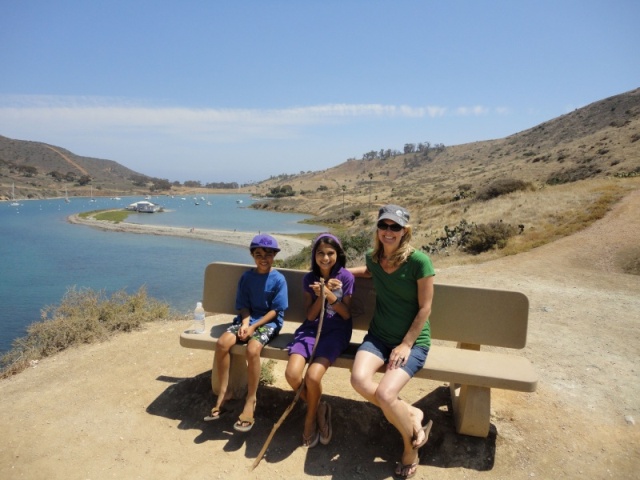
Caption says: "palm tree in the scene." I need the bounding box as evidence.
[341,185,346,213]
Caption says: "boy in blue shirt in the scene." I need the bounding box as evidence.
[206,234,288,432]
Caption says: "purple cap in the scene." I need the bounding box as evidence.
[250,234,280,252]
[312,233,342,249]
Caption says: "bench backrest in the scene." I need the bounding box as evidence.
[203,262,529,349]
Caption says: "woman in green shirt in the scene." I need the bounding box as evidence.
[349,204,435,480]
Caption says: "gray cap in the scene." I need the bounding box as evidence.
[378,204,410,226]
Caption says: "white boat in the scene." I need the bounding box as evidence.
[89,186,96,202]
[236,199,243,204]
[65,187,71,203]
[125,200,161,213]
[10,183,20,206]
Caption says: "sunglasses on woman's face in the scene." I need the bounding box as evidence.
[377,221,403,232]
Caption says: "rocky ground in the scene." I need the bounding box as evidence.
[1,190,638,480]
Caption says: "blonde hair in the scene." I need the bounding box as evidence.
[371,224,415,267]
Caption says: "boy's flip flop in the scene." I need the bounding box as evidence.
[204,407,225,421]
[233,414,255,432]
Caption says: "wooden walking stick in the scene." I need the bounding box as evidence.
[250,279,327,471]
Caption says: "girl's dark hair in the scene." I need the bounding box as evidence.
[311,234,347,278]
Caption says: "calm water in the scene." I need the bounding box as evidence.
[0,194,323,353]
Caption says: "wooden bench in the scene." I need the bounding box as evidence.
[180,262,538,437]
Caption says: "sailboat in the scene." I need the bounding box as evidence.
[10,183,20,206]
[90,185,96,202]
[65,187,71,203]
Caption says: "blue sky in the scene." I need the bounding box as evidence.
[1,1,638,184]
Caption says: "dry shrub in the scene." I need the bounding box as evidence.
[1,287,171,378]
[476,178,532,201]
[546,164,602,184]
[461,221,517,255]
[616,245,640,275]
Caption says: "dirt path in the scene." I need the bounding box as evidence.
[1,190,639,480]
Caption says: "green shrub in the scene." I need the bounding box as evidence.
[259,359,277,385]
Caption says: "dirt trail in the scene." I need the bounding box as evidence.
[1,189,639,480]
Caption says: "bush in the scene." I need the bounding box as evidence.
[259,359,277,385]
[1,287,171,378]
[461,222,517,254]
[476,178,531,201]
[342,231,372,265]
[546,165,602,185]
[424,219,517,255]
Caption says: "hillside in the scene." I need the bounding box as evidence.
[0,136,150,200]
[250,88,640,267]
[2,87,639,267]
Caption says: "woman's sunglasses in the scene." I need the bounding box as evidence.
[377,221,403,232]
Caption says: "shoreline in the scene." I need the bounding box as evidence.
[67,214,310,259]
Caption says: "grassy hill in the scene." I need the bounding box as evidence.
[0,136,151,200]
[250,87,640,267]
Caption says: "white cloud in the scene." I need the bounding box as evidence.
[0,95,495,145]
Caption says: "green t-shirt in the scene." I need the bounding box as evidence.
[366,249,435,348]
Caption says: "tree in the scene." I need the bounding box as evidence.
[404,143,416,154]
[150,179,172,192]
[77,175,91,186]
[341,185,346,213]
[368,173,374,208]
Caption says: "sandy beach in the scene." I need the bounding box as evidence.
[67,213,311,259]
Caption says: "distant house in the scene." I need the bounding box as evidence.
[126,200,162,213]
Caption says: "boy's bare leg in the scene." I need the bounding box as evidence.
[213,332,236,411]
[239,339,262,423]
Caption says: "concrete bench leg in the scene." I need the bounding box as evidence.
[450,383,491,437]
[211,353,248,399]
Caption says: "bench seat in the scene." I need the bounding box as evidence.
[179,262,538,437]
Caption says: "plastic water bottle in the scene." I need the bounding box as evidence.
[187,302,206,334]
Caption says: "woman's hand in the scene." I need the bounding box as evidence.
[388,345,410,370]
[326,278,343,291]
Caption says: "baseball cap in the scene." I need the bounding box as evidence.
[377,204,410,226]
[250,234,280,252]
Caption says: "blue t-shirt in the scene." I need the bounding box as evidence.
[234,268,288,332]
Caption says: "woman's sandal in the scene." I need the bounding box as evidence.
[413,419,433,450]
[318,402,332,445]
[394,461,418,479]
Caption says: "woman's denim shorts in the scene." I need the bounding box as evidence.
[358,333,429,377]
